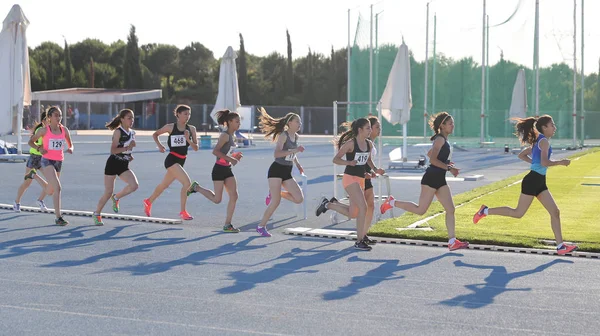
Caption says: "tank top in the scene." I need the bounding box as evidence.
[531,134,552,175]
[216,131,237,166]
[42,125,66,161]
[111,126,135,161]
[29,125,44,156]
[274,131,298,166]
[167,123,191,157]
[365,141,378,173]
[426,134,451,173]
[344,138,371,177]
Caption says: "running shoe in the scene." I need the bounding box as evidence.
[24,169,36,180]
[93,214,104,226]
[448,239,469,251]
[354,239,372,251]
[187,181,199,197]
[55,217,69,226]
[223,224,241,233]
[380,195,395,214]
[256,226,272,237]
[143,199,152,217]
[179,210,193,220]
[315,197,329,216]
[557,244,578,255]
[111,194,120,213]
[37,199,48,212]
[13,202,20,213]
[473,205,488,224]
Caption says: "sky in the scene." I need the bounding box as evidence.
[3,0,599,75]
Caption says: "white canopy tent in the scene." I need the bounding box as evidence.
[377,42,412,160]
[0,4,31,155]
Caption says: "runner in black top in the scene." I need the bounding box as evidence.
[92,109,139,225]
[256,107,305,237]
[380,112,469,251]
[143,104,199,220]
[316,118,384,251]
[188,109,243,233]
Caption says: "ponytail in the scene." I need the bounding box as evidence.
[105,109,134,130]
[428,111,451,141]
[258,107,299,141]
[33,110,47,133]
[512,114,553,145]
[215,109,240,126]
[336,118,369,149]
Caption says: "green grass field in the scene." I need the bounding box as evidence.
[369,148,600,252]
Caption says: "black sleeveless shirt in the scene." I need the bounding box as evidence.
[167,123,191,156]
[426,134,451,173]
[344,138,371,177]
[111,126,135,161]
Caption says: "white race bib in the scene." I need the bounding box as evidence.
[355,152,369,165]
[49,139,65,151]
[285,152,296,161]
[170,134,186,147]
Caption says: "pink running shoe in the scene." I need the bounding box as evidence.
[256,226,272,237]
[448,239,469,251]
[143,199,152,217]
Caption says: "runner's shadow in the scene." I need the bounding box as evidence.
[439,258,573,309]
[217,246,355,294]
[323,252,463,301]
[105,236,266,276]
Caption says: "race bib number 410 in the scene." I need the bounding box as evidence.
[49,139,65,150]
[355,152,369,165]
[170,134,186,147]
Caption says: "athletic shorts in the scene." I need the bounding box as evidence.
[26,154,42,169]
[364,177,373,190]
[41,157,63,173]
[164,153,186,169]
[342,174,365,190]
[212,163,235,181]
[104,156,130,176]
[521,170,548,196]
[267,162,293,181]
[420,171,447,190]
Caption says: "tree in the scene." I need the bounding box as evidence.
[63,39,73,87]
[143,44,179,100]
[238,34,248,103]
[70,39,110,71]
[176,42,216,101]
[286,30,294,96]
[123,25,143,89]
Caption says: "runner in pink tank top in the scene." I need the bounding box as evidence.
[28,106,74,226]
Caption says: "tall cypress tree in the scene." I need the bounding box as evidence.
[64,39,73,87]
[238,33,248,102]
[123,25,143,89]
[286,29,294,95]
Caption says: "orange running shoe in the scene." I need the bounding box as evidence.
[557,244,577,255]
[179,210,193,220]
[473,205,488,224]
[143,199,152,217]
[380,196,395,214]
[448,239,469,251]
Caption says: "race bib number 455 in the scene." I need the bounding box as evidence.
[355,152,369,165]
[49,139,65,150]
[170,134,186,147]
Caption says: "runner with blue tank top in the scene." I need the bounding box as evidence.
[92,109,140,226]
[256,107,305,237]
[143,105,199,220]
[473,115,577,255]
[14,110,49,213]
[380,112,469,251]
[188,109,243,233]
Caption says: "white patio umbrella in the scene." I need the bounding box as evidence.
[509,68,527,122]
[210,46,241,124]
[0,4,31,154]
[378,42,412,160]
